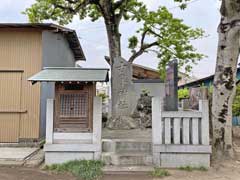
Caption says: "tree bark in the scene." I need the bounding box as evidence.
[212,0,240,160]
[100,1,136,124]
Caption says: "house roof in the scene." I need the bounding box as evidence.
[0,23,85,61]
[179,67,240,88]
[132,63,196,81]
[28,67,109,84]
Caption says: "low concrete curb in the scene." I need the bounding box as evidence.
[103,165,154,174]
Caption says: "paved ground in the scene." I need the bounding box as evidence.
[0,160,240,180]
[0,147,39,166]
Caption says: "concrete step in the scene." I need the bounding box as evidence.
[102,139,152,153]
[103,165,154,174]
[102,152,153,166]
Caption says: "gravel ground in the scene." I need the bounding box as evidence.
[0,160,239,180]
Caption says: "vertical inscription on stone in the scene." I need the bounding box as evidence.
[112,57,136,116]
[116,61,129,109]
[165,60,178,111]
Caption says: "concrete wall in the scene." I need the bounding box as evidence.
[133,80,165,99]
[131,80,165,114]
[40,31,76,138]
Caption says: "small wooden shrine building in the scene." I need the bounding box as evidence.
[29,67,109,164]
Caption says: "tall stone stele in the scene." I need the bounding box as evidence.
[165,60,178,111]
[106,57,138,129]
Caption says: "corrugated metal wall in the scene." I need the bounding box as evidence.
[0,72,22,142]
[0,30,42,142]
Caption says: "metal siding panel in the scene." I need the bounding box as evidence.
[0,72,21,110]
[0,30,42,140]
[0,114,20,142]
[0,72,21,142]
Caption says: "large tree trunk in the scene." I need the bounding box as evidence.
[212,0,240,160]
[104,16,138,129]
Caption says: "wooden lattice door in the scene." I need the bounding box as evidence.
[54,83,93,132]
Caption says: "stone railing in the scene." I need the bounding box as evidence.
[152,97,211,167]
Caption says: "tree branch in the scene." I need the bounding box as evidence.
[54,0,98,14]
[113,0,127,10]
[128,41,159,63]
[65,0,78,4]
[114,0,128,26]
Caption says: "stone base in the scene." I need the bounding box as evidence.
[45,152,94,165]
[160,153,210,168]
[44,143,101,165]
[153,145,211,168]
[102,152,152,166]
[102,138,152,166]
[106,116,139,130]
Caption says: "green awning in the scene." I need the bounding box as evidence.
[28,67,109,84]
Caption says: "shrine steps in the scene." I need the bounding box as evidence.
[101,139,153,166]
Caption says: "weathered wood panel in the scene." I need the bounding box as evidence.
[0,30,42,141]
[54,83,94,133]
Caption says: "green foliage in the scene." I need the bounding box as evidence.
[128,36,138,50]
[97,92,108,103]
[178,165,194,171]
[141,89,150,96]
[178,165,208,172]
[24,0,205,76]
[178,88,189,99]
[129,6,205,75]
[150,168,170,178]
[233,84,240,116]
[44,160,104,180]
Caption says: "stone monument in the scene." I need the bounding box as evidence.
[106,57,138,129]
[165,60,178,111]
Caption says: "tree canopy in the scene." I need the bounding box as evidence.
[25,0,205,76]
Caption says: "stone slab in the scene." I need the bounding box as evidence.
[45,152,94,165]
[102,139,152,153]
[102,129,151,140]
[102,152,153,166]
[160,153,210,168]
[153,145,212,153]
[0,147,38,161]
[103,165,154,173]
[24,149,44,167]
[44,143,100,152]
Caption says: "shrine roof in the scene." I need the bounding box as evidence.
[28,67,109,84]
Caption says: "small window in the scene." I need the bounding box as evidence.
[60,93,88,118]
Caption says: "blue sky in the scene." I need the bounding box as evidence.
[0,0,221,78]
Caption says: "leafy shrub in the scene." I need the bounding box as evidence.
[97,92,108,103]
[178,165,208,172]
[178,88,189,99]
[150,168,170,178]
[44,160,104,180]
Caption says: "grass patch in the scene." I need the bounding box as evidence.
[150,168,170,178]
[44,160,104,180]
[178,165,208,172]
